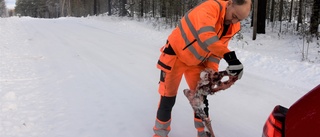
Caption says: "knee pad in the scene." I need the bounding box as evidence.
[157,96,176,121]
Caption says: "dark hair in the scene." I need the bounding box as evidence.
[232,0,248,5]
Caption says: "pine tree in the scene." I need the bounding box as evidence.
[0,0,7,17]
[310,0,320,35]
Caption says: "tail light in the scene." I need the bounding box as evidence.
[262,105,288,137]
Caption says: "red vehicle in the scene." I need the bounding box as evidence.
[262,84,320,137]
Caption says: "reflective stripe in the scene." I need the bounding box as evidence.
[154,119,171,129]
[178,22,207,62]
[177,0,223,64]
[208,56,220,64]
[178,21,191,46]
[185,12,210,52]
[194,119,205,128]
[198,130,208,137]
[204,35,219,47]
[154,120,171,137]
[194,118,208,137]
[190,46,207,61]
[197,26,215,35]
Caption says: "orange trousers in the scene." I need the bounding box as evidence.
[158,58,206,97]
[154,57,218,137]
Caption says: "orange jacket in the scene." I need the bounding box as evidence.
[167,0,241,68]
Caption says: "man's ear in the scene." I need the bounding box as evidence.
[227,0,233,6]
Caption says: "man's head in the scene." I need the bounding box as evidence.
[225,0,252,25]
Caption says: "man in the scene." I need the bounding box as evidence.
[153,0,252,137]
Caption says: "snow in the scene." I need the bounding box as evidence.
[0,15,319,137]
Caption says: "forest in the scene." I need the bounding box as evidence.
[0,0,319,37]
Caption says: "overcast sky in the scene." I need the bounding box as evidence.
[5,0,16,9]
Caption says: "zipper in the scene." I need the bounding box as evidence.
[183,39,197,50]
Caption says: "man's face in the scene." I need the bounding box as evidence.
[225,0,251,25]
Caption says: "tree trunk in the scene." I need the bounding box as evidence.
[161,0,166,17]
[67,0,71,16]
[266,0,270,22]
[279,0,284,32]
[107,0,111,16]
[120,0,127,16]
[140,0,144,17]
[257,0,267,34]
[310,0,320,35]
[297,0,303,31]
[253,0,258,40]
[94,0,97,15]
[289,0,294,22]
[152,0,155,17]
[279,0,283,21]
[61,0,65,16]
[270,0,275,22]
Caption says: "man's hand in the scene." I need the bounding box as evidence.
[223,51,243,79]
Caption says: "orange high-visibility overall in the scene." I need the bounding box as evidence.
[154,0,241,137]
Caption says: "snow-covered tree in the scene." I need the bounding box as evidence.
[0,0,7,17]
